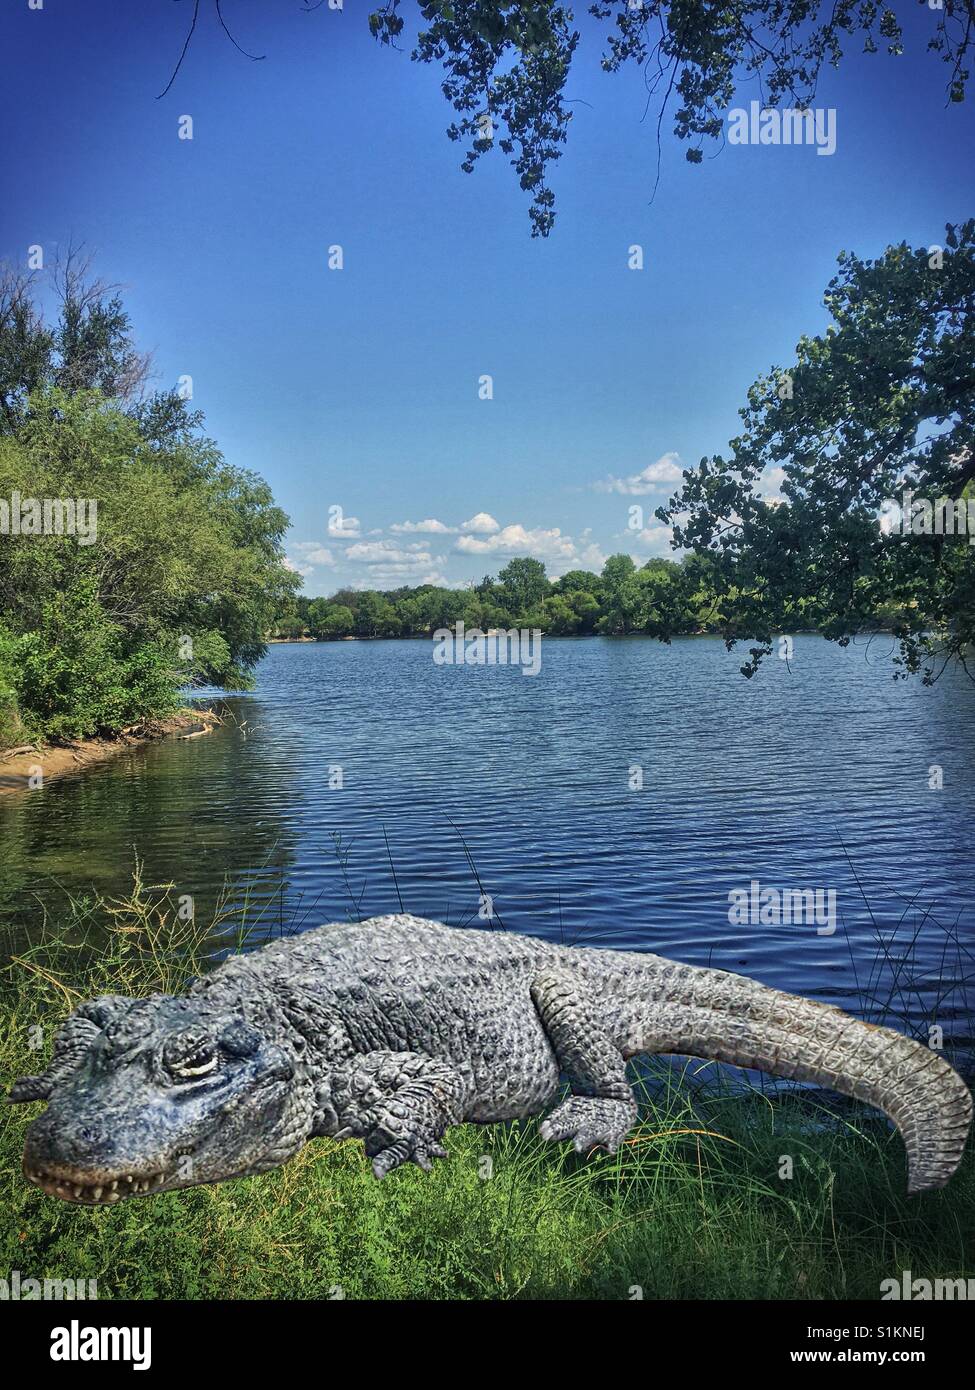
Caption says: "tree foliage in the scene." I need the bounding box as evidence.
[0,249,150,431]
[0,260,298,744]
[658,222,975,681]
[163,3,972,236]
[275,551,725,640]
[14,574,178,743]
[365,0,970,233]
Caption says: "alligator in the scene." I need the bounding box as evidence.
[10,914,972,1204]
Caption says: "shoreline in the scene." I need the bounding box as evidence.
[265,628,892,645]
[0,709,221,798]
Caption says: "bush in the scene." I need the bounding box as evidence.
[0,623,27,749]
[0,365,298,741]
[13,575,178,741]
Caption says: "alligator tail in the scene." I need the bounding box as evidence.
[613,960,972,1194]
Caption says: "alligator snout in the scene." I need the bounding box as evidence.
[25,1106,118,1166]
[22,1093,183,1203]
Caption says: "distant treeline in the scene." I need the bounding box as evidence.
[271,554,748,641]
[272,555,715,640]
[271,549,918,647]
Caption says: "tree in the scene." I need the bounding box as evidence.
[0,390,298,697]
[553,568,602,595]
[0,263,299,742]
[303,598,328,635]
[542,592,579,634]
[498,556,550,611]
[598,553,642,633]
[658,222,975,681]
[569,588,601,633]
[0,248,149,433]
[12,575,176,742]
[354,591,401,636]
[320,604,356,638]
[274,612,306,639]
[164,3,972,236]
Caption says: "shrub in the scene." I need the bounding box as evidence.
[13,575,178,741]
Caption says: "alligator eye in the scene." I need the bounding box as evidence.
[163,1028,218,1080]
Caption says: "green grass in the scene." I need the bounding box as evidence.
[2,874,973,1301]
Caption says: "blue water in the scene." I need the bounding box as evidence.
[2,636,973,1047]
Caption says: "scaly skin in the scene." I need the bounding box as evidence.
[9,915,972,1202]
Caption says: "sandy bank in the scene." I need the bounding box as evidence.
[0,710,221,797]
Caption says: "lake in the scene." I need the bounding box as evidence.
[1,636,973,1054]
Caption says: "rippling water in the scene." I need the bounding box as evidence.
[2,636,973,1046]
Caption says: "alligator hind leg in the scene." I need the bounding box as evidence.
[314,1052,470,1178]
[531,968,638,1154]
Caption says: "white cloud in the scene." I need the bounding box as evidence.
[345,540,439,566]
[345,568,449,589]
[289,543,335,567]
[456,524,577,562]
[573,541,608,572]
[460,512,500,534]
[756,466,787,504]
[327,514,362,538]
[628,523,674,555]
[389,518,456,534]
[594,452,684,496]
[283,556,314,578]
[453,519,617,574]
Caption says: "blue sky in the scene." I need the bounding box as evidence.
[1,1,970,594]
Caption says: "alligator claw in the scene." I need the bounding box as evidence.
[8,1076,51,1104]
[368,1132,449,1178]
[539,1096,637,1154]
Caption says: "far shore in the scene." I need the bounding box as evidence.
[265,627,882,644]
[0,709,220,798]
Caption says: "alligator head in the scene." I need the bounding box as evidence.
[9,994,312,1204]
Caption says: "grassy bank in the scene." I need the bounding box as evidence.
[2,880,972,1301]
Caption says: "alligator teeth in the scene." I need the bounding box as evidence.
[28,1168,170,1202]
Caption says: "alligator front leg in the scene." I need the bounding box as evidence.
[531,968,638,1153]
[313,1052,469,1178]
